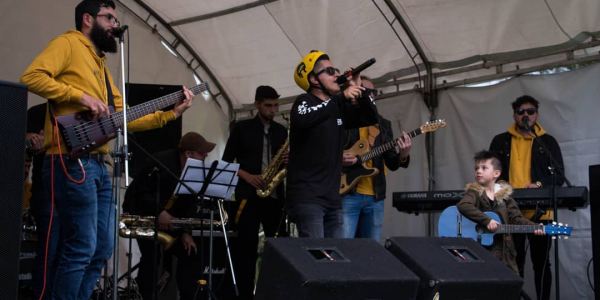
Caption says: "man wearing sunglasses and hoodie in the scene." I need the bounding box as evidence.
[286,51,378,238]
[489,95,564,300]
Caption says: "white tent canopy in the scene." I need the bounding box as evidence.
[2,0,599,299]
[115,0,600,115]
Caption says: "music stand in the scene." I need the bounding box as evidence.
[175,159,239,299]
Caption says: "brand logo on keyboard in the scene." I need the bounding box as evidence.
[400,193,428,199]
[432,191,465,198]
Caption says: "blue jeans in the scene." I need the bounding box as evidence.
[287,203,343,238]
[42,155,114,300]
[341,193,384,241]
[29,188,60,300]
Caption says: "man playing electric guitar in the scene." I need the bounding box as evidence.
[340,76,412,241]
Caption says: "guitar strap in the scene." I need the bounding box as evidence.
[104,68,115,108]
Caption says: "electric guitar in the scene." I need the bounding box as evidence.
[54,83,209,160]
[438,206,572,246]
[339,119,446,195]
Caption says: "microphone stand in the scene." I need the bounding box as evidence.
[110,29,130,300]
[528,123,572,300]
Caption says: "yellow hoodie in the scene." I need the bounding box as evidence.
[507,122,551,220]
[21,30,176,155]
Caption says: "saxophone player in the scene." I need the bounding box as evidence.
[222,85,288,300]
[123,132,215,300]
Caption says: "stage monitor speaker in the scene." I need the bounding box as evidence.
[255,238,420,300]
[590,164,600,300]
[386,237,523,300]
[0,80,28,299]
[125,83,183,177]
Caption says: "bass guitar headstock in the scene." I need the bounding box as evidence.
[420,119,447,133]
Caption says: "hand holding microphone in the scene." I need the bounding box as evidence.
[336,58,376,85]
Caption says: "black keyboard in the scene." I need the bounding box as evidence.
[393,186,588,214]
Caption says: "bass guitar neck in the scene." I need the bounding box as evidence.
[55,83,209,159]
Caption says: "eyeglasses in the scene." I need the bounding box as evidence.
[314,67,340,77]
[372,89,378,96]
[95,13,120,26]
[515,108,537,116]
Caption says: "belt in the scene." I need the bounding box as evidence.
[87,153,106,163]
[45,153,106,164]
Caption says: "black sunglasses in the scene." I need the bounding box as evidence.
[314,67,340,76]
[515,108,537,116]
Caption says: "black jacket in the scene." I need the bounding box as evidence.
[489,131,565,187]
[222,116,288,201]
[343,116,410,200]
[286,91,378,209]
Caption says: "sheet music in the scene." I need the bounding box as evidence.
[174,159,239,200]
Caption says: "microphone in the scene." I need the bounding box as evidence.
[112,24,129,37]
[335,58,377,84]
[522,116,531,131]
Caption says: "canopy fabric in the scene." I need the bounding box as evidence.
[125,0,600,109]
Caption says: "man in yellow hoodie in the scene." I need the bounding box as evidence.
[489,95,564,300]
[20,1,195,299]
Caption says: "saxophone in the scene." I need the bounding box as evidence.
[119,215,178,250]
[119,205,228,250]
[257,114,290,198]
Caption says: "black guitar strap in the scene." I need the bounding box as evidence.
[104,68,115,108]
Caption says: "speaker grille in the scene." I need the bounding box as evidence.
[0,80,28,298]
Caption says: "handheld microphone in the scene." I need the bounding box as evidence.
[112,24,129,37]
[335,58,377,84]
[523,116,531,131]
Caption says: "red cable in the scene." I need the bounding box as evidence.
[54,117,85,184]
[38,119,86,300]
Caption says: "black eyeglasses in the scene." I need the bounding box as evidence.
[95,13,120,26]
[314,67,340,77]
[515,108,537,116]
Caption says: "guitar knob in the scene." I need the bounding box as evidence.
[558,223,564,226]
[565,223,568,227]
[552,222,557,225]
[564,236,569,240]
[552,236,557,240]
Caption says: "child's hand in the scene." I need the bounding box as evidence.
[487,220,500,232]
[534,223,546,236]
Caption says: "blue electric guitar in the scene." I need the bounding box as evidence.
[438,206,572,246]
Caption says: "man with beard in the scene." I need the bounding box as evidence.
[222,85,288,300]
[489,95,564,300]
[20,1,196,299]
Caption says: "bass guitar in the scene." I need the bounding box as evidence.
[339,119,446,195]
[54,83,209,160]
[438,206,572,246]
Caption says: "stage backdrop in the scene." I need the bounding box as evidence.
[379,63,600,300]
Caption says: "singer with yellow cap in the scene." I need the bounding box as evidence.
[286,51,379,238]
